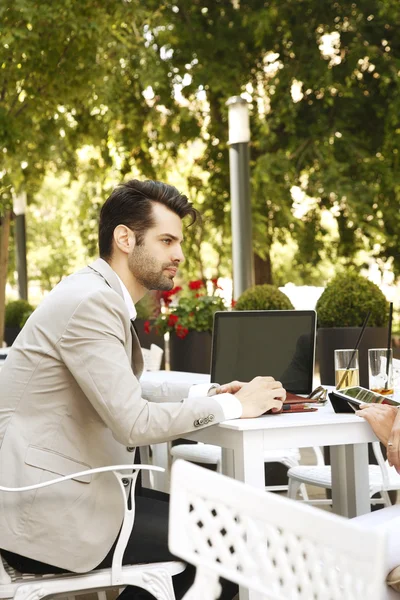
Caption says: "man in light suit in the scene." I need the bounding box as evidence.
[0,180,285,599]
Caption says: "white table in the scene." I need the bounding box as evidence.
[141,371,378,517]
[141,371,384,600]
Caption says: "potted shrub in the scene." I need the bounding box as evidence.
[154,279,226,373]
[316,272,389,387]
[4,299,34,346]
[235,284,294,311]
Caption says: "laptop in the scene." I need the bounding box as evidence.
[210,310,316,395]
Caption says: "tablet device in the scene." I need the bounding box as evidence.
[333,386,400,409]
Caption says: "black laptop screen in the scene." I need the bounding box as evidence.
[211,310,316,394]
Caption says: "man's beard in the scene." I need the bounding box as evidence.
[128,245,176,291]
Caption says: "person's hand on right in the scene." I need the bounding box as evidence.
[355,403,398,447]
[234,376,285,418]
[385,408,400,471]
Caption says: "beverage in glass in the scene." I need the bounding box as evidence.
[368,348,393,395]
[334,349,360,389]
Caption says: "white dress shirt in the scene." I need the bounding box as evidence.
[114,272,242,420]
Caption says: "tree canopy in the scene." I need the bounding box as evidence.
[1,0,399,316]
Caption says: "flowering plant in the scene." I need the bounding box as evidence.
[148,279,226,339]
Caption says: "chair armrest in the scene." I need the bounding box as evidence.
[0,464,164,585]
[0,464,164,493]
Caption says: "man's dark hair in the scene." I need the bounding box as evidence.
[99,179,199,259]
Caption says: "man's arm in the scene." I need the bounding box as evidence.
[58,288,230,445]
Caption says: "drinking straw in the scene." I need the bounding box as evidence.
[385,302,393,389]
[336,310,371,390]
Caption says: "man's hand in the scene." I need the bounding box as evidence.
[216,381,247,395]
[356,404,398,447]
[234,376,285,419]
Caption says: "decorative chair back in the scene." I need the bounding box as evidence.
[0,464,183,600]
[372,441,391,488]
[169,459,387,600]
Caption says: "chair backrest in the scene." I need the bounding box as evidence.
[141,344,164,371]
[169,459,387,600]
[372,441,391,488]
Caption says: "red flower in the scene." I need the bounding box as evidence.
[176,324,189,339]
[195,293,204,298]
[161,286,182,306]
[144,320,151,334]
[168,314,179,327]
[231,299,237,308]
[171,286,182,295]
[161,291,172,306]
[212,277,223,290]
[189,280,204,290]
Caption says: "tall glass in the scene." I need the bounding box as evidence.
[334,349,360,389]
[368,348,393,395]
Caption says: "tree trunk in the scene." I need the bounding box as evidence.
[0,209,11,346]
[254,252,273,285]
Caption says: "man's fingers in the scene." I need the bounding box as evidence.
[219,380,246,393]
[269,399,283,411]
[267,380,283,389]
[253,376,275,383]
[272,388,286,401]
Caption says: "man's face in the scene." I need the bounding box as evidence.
[127,203,185,291]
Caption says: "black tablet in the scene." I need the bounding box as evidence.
[333,386,400,408]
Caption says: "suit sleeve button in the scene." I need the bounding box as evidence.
[122,478,130,487]
[194,419,199,427]
[126,446,135,452]
[209,414,215,422]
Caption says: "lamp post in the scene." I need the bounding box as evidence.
[226,96,254,300]
[13,191,28,301]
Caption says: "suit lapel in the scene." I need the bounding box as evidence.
[130,320,144,379]
[89,259,144,378]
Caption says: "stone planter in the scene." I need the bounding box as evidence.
[169,330,212,374]
[317,326,388,388]
[134,318,165,369]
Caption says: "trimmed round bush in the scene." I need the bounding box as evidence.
[235,284,294,311]
[316,272,389,328]
[5,300,34,328]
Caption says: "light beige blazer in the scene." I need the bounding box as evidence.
[0,259,225,572]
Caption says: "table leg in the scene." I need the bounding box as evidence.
[331,443,370,518]
[221,448,234,477]
[232,431,265,600]
[151,442,170,493]
[233,431,265,488]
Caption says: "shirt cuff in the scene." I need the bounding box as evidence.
[188,383,242,420]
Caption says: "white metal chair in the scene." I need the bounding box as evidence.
[141,344,164,372]
[170,442,324,493]
[168,459,388,600]
[0,464,185,600]
[288,441,400,507]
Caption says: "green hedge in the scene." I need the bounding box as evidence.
[235,284,294,311]
[316,272,389,327]
[5,300,34,328]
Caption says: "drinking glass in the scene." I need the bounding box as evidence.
[334,349,360,389]
[368,348,393,395]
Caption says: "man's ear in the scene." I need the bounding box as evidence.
[113,225,136,255]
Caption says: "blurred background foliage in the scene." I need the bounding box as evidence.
[1,0,399,302]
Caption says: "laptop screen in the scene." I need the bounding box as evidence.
[210,310,316,394]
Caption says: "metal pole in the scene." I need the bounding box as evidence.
[13,192,28,301]
[226,96,254,300]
